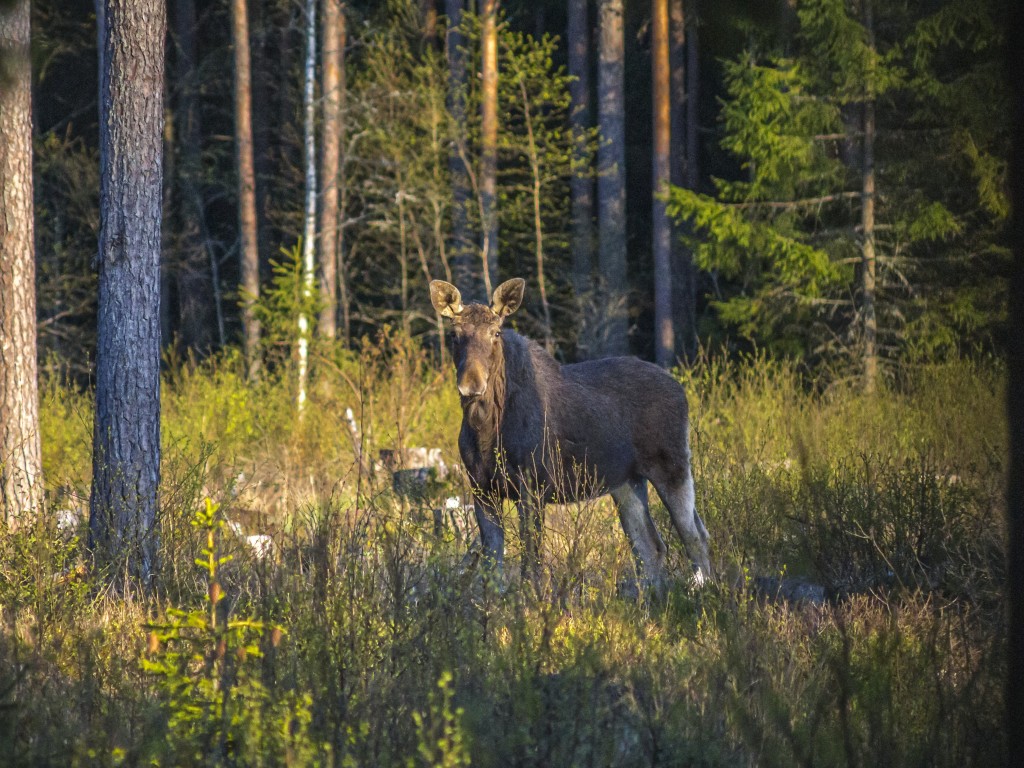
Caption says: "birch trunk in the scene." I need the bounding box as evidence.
[298,0,318,413]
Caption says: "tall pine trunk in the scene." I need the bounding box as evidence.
[89,0,165,587]
[0,0,44,526]
[232,0,261,379]
[568,0,595,356]
[597,0,628,355]
[670,0,697,362]
[318,0,343,339]
[480,0,499,297]
[652,0,673,367]
[298,0,317,413]
[861,0,878,392]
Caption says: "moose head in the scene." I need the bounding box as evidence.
[429,278,525,398]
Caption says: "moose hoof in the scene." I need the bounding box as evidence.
[690,566,710,589]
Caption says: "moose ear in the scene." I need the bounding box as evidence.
[491,278,526,317]
[430,280,464,318]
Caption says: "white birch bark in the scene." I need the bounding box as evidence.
[298,0,318,414]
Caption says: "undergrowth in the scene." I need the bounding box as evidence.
[0,338,1007,766]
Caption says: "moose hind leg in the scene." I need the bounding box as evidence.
[652,465,711,583]
[611,480,667,593]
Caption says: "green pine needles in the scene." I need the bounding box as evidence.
[668,0,1009,371]
[141,499,322,765]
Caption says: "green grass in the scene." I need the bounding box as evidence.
[0,339,1006,766]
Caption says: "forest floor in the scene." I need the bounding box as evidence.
[0,337,1008,766]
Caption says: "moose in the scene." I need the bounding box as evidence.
[430,277,711,591]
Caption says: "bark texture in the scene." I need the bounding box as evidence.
[652,0,673,368]
[90,0,165,586]
[597,0,628,355]
[318,0,344,339]
[480,0,499,297]
[298,0,317,413]
[232,0,261,379]
[0,0,44,525]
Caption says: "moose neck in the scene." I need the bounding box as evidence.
[462,333,508,459]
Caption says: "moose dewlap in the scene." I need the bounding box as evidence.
[430,277,710,590]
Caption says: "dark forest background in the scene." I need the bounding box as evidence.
[29,0,1010,379]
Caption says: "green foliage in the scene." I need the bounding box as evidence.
[251,241,324,369]
[410,671,471,768]
[140,499,324,766]
[345,3,587,348]
[668,0,1009,369]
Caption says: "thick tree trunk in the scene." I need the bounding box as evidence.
[669,0,697,362]
[597,0,628,355]
[480,0,499,297]
[568,0,595,356]
[318,0,344,339]
[446,0,476,299]
[232,0,261,379]
[298,0,317,414]
[0,0,44,526]
[652,0,673,368]
[861,0,878,393]
[89,0,165,587]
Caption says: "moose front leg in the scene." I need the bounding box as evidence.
[474,494,505,575]
[516,496,544,584]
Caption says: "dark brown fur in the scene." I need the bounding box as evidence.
[431,278,710,586]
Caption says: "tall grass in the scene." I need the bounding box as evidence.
[0,339,1006,766]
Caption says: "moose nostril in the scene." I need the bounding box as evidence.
[458,378,487,397]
